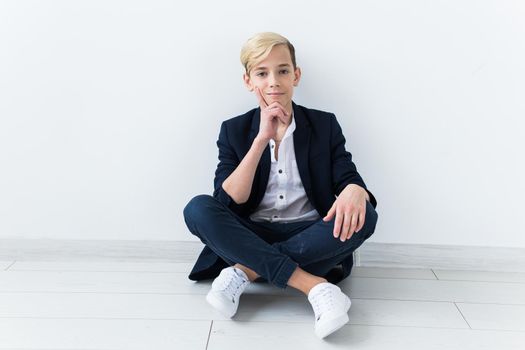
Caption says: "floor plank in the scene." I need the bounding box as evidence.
[0,270,302,296]
[342,277,525,304]
[208,321,525,350]
[0,261,14,270]
[237,295,468,328]
[0,318,211,350]
[4,270,525,305]
[9,261,195,272]
[434,269,525,284]
[0,292,467,329]
[457,302,525,331]
[352,267,437,280]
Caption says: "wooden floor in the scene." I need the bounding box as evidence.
[1,246,525,349]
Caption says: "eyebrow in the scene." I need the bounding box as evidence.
[253,63,291,71]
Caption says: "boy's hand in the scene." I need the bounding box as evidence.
[323,184,368,242]
[254,86,288,143]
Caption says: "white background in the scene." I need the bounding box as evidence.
[1,0,524,247]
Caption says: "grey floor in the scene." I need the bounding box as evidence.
[1,241,525,349]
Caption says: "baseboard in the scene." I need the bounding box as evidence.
[0,239,203,262]
[357,242,525,272]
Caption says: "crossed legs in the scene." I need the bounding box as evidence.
[183,194,378,292]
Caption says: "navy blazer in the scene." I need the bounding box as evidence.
[188,101,377,282]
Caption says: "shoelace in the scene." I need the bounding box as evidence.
[217,271,249,303]
[311,287,337,321]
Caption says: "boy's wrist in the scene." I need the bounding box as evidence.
[253,135,270,147]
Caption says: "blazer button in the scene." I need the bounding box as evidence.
[279,195,284,199]
[278,169,283,173]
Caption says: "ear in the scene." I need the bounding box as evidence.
[293,66,302,87]
[243,72,254,91]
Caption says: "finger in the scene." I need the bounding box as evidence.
[266,102,289,121]
[349,209,358,234]
[262,104,287,126]
[333,209,343,238]
[324,202,336,221]
[356,208,366,232]
[255,87,269,108]
[268,101,289,117]
[340,212,352,242]
[347,213,358,240]
[256,87,269,108]
[267,104,287,119]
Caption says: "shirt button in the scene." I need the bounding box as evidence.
[279,195,284,199]
[278,169,283,173]
[271,145,274,149]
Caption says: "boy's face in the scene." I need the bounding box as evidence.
[243,44,301,110]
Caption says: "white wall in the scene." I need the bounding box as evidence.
[1,0,524,247]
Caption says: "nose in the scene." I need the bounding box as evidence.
[269,72,280,87]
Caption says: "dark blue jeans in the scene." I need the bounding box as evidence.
[183,194,378,289]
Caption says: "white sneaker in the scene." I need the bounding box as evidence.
[206,266,250,318]
[307,282,351,339]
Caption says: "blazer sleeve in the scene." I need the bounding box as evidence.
[212,121,245,213]
[330,114,378,208]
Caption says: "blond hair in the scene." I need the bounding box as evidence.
[240,32,296,75]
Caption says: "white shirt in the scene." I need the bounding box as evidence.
[249,114,321,223]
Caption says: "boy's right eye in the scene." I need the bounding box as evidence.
[256,72,267,77]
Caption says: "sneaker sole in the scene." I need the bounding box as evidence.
[206,291,236,318]
[315,295,351,339]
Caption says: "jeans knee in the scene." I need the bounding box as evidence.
[183,194,215,228]
[361,201,379,237]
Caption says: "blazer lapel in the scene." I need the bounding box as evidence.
[250,108,271,205]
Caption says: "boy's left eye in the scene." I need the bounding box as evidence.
[280,70,289,74]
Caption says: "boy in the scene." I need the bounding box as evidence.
[183,32,378,339]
